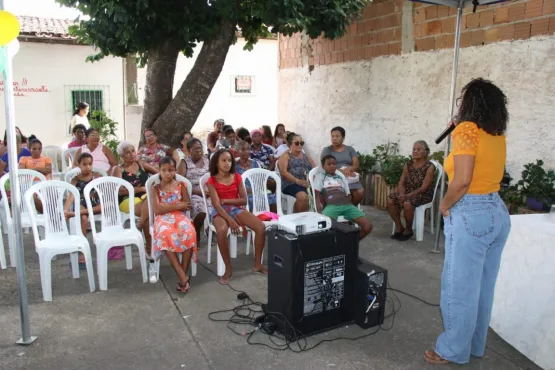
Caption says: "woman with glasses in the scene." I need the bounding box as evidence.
[137,129,173,167]
[177,138,211,243]
[72,128,118,174]
[278,133,315,213]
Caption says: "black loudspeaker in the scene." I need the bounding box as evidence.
[354,260,388,329]
[266,222,358,340]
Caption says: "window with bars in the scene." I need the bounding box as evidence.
[230,75,255,96]
[64,85,110,136]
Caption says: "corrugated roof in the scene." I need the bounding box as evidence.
[17,15,76,39]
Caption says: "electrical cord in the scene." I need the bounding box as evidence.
[387,285,440,307]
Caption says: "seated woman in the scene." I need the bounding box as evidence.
[387,140,436,241]
[206,149,267,285]
[73,128,118,174]
[19,137,52,179]
[172,131,193,163]
[314,155,372,239]
[68,124,87,148]
[261,125,273,146]
[177,138,211,244]
[112,141,159,256]
[207,119,224,155]
[235,141,277,213]
[0,127,28,159]
[272,123,286,148]
[278,133,315,213]
[64,153,103,263]
[321,126,364,206]
[137,129,172,167]
[151,157,197,293]
[0,133,31,177]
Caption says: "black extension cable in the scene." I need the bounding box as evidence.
[198,260,440,353]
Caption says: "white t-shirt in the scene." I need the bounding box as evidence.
[71,114,90,131]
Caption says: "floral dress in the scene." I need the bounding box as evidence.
[152,182,197,260]
[137,143,171,167]
[388,160,435,210]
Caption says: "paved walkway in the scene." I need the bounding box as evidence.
[0,207,540,370]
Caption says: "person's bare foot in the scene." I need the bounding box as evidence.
[252,265,268,275]
[219,272,232,285]
[424,349,450,364]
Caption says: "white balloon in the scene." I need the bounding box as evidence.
[7,38,19,59]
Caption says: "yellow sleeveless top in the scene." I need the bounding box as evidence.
[444,121,506,194]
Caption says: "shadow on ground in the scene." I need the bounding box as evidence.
[0,206,540,370]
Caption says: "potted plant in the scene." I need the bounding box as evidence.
[516,160,555,212]
[356,152,377,205]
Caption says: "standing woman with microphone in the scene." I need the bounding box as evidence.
[425,78,511,365]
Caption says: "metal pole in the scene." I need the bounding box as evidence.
[431,2,464,254]
[0,0,37,345]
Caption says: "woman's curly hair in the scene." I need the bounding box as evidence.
[457,78,508,136]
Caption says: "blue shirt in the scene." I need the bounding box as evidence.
[250,144,274,169]
[1,148,31,173]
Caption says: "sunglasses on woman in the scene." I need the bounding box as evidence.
[293,141,305,146]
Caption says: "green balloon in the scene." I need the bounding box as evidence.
[0,47,6,73]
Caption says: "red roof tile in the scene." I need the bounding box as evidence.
[17,15,76,39]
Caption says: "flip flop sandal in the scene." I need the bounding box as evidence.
[398,232,414,241]
[390,230,404,239]
[176,278,191,293]
[219,276,231,285]
[251,267,268,276]
[424,350,450,364]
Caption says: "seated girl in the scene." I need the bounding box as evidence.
[206,149,267,285]
[19,137,52,180]
[313,155,372,240]
[150,157,197,293]
[63,153,102,262]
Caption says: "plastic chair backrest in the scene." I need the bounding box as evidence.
[308,167,350,213]
[24,181,79,245]
[62,147,80,173]
[64,167,108,183]
[199,173,212,222]
[42,145,63,174]
[84,177,131,235]
[429,160,444,203]
[241,168,283,215]
[0,170,46,221]
[146,174,192,233]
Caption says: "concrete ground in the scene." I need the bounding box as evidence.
[0,206,541,370]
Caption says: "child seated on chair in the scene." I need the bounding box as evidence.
[313,155,372,240]
[63,153,102,237]
[206,149,267,285]
[18,137,52,180]
[150,156,197,294]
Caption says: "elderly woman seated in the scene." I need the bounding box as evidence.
[387,140,436,241]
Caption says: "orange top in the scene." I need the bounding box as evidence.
[19,156,53,180]
[444,121,506,194]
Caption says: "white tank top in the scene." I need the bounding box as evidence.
[81,143,110,171]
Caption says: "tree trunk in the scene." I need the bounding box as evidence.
[144,22,235,147]
[141,40,180,136]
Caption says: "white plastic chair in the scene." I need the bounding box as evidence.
[24,181,95,301]
[0,216,6,269]
[145,174,197,280]
[199,172,239,277]
[61,147,80,176]
[63,167,108,235]
[84,177,148,290]
[241,168,283,259]
[42,145,64,180]
[64,167,108,183]
[391,160,444,242]
[0,170,46,267]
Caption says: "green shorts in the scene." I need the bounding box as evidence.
[322,204,365,221]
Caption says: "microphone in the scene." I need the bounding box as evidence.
[434,117,458,145]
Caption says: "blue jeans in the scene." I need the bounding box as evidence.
[435,193,511,364]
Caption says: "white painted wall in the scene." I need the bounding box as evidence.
[137,38,279,139]
[0,41,125,147]
[278,36,555,178]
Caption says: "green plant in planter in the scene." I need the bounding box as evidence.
[516,160,555,210]
[372,142,399,166]
[356,152,377,175]
[89,110,120,160]
[381,155,409,187]
[499,185,523,214]
[429,150,444,164]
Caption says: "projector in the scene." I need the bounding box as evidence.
[277,212,332,235]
